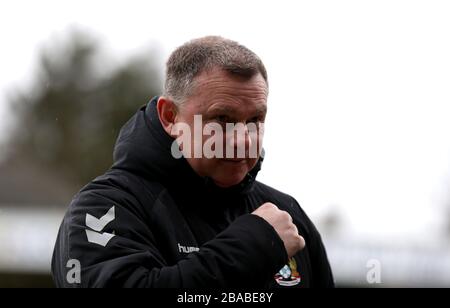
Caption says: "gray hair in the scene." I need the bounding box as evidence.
[164,36,268,105]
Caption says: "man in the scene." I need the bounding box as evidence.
[52,36,334,288]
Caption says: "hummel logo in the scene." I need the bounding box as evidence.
[178,243,200,254]
[85,206,116,247]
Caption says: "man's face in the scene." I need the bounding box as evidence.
[174,68,268,188]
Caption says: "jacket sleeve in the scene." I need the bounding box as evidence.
[51,187,288,288]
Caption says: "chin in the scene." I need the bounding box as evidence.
[207,160,257,188]
[213,173,247,188]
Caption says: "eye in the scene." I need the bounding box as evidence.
[247,116,263,124]
[215,115,231,123]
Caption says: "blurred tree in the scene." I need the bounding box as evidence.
[6,30,163,189]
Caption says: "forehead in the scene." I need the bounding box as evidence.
[185,68,268,115]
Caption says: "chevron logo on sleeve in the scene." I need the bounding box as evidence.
[85,206,116,247]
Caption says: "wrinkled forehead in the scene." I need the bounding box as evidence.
[205,101,267,118]
[185,69,268,116]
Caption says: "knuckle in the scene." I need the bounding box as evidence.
[262,202,275,210]
[281,211,290,220]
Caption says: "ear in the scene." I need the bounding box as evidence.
[157,96,178,136]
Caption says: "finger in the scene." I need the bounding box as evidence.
[298,235,306,250]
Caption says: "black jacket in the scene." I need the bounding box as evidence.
[51,96,334,288]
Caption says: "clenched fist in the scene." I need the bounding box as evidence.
[252,202,305,258]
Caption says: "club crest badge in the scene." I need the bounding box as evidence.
[274,257,301,286]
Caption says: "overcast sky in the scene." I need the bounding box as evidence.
[1,0,450,243]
